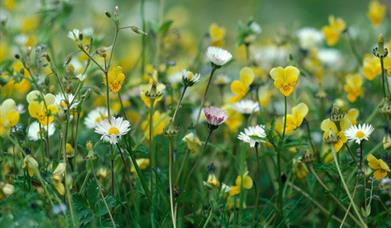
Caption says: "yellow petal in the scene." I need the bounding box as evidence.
[239,67,254,86]
[367,154,380,170]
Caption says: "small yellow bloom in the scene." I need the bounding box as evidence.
[363,54,381,80]
[51,163,66,195]
[367,154,390,180]
[344,74,362,102]
[223,106,243,132]
[322,15,346,46]
[229,67,254,102]
[23,155,39,177]
[21,15,40,33]
[182,133,202,155]
[130,158,150,175]
[0,98,20,134]
[107,66,125,93]
[270,66,300,96]
[141,111,170,140]
[229,172,253,196]
[276,103,308,134]
[27,90,58,126]
[209,23,226,47]
[207,174,220,188]
[368,0,386,28]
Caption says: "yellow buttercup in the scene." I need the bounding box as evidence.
[229,67,254,102]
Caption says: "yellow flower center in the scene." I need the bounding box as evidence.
[108,127,120,135]
[355,130,365,139]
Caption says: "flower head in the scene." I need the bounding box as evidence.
[107,65,125,93]
[368,0,386,28]
[0,98,20,134]
[206,46,232,66]
[203,106,228,126]
[84,107,109,129]
[367,154,390,180]
[322,15,346,46]
[363,54,381,80]
[28,121,55,141]
[238,125,266,147]
[27,90,58,126]
[182,132,202,155]
[296,27,323,49]
[229,67,255,102]
[345,123,374,144]
[344,74,362,102]
[182,70,200,87]
[232,99,259,114]
[209,23,226,47]
[270,66,300,96]
[95,116,131,144]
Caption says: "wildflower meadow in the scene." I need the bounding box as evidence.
[0,0,391,227]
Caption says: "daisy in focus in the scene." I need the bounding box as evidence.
[345,123,374,144]
[95,116,131,144]
[238,125,266,147]
[206,46,232,67]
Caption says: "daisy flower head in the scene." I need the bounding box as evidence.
[232,99,259,114]
[84,107,109,129]
[238,125,266,147]
[203,106,228,127]
[206,46,232,67]
[182,70,200,87]
[94,116,131,144]
[345,123,374,144]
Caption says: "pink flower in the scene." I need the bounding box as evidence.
[203,106,228,126]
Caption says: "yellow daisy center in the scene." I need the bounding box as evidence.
[355,130,365,139]
[108,127,120,135]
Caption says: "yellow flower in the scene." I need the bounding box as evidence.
[130,158,150,175]
[320,109,358,153]
[384,56,391,74]
[223,106,243,132]
[209,23,226,47]
[344,74,362,102]
[293,158,308,179]
[322,15,346,46]
[0,99,20,134]
[258,88,274,108]
[182,133,202,155]
[27,90,58,126]
[368,0,386,28]
[207,174,220,188]
[367,154,390,180]
[0,41,9,62]
[229,67,254,102]
[107,66,125,93]
[363,54,381,80]
[229,172,253,196]
[21,15,40,33]
[4,0,16,10]
[141,111,170,140]
[276,103,308,134]
[23,155,39,177]
[270,66,300,96]
[51,163,65,195]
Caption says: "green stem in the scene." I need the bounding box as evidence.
[331,149,367,228]
[196,66,218,124]
[149,100,157,228]
[168,137,177,228]
[171,86,188,124]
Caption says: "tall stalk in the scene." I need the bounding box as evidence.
[196,66,218,124]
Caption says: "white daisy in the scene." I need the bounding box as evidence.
[345,123,374,144]
[28,122,56,141]
[182,70,200,87]
[296,27,323,49]
[94,116,131,144]
[238,125,267,147]
[55,93,79,110]
[318,48,343,69]
[232,100,260,114]
[206,46,232,66]
[84,107,109,129]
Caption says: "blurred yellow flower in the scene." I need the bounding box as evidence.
[229,172,253,196]
[322,15,346,46]
[0,99,20,134]
[107,66,125,93]
[4,0,16,10]
[0,42,9,62]
[363,54,381,80]
[367,154,390,180]
[51,163,65,195]
[182,132,202,155]
[23,155,38,177]
[141,111,170,140]
[229,67,254,102]
[368,0,386,28]
[384,57,391,74]
[27,90,58,126]
[130,158,150,175]
[207,174,220,188]
[21,15,40,33]
[223,106,243,132]
[344,74,362,102]
[270,66,300,97]
[209,23,226,47]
